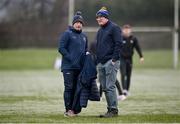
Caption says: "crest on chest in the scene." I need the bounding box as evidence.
[83,37,86,42]
[72,36,76,39]
[123,40,126,44]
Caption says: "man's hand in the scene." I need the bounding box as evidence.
[111,60,115,65]
[86,51,90,55]
[140,57,144,64]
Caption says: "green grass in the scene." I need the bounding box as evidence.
[0,48,59,70]
[0,114,179,123]
[0,49,180,122]
[0,69,180,123]
[0,49,179,70]
[133,50,178,69]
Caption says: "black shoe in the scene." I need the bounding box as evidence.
[99,108,118,118]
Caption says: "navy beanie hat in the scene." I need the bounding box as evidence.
[72,11,84,25]
[96,7,109,18]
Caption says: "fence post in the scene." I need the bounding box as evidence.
[173,0,179,69]
[68,0,74,25]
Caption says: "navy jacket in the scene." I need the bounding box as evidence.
[96,21,122,64]
[58,26,88,71]
[121,35,143,59]
[72,54,100,114]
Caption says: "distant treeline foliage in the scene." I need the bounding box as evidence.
[0,0,179,48]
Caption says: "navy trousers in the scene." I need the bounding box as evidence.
[62,69,80,112]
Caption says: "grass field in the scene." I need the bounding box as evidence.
[0,49,179,70]
[0,69,180,123]
[0,49,180,123]
[0,49,58,70]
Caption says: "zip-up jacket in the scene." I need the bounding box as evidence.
[58,26,88,71]
[96,21,122,64]
[121,35,143,59]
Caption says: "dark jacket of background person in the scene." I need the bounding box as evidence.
[96,21,122,64]
[72,54,100,114]
[121,35,143,59]
[58,26,88,71]
[89,41,97,63]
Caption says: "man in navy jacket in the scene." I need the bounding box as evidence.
[95,7,122,118]
[58,11,88,117]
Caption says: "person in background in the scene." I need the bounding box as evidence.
[95,7,122,118]
[118,24,144,100]
[58,11,88,117]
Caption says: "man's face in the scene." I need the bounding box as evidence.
[73,22,83,31]
[96,16,108,26]
[122,28,132,37]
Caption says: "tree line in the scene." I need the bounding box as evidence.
[0,0,178,48]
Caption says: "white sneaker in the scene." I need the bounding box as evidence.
[64,110,77,117]
[67,110,77,117]
[117,95,126,101]
[123,90,131,96]
[64,111,69,117]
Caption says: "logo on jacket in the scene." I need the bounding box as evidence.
[83,37,86,42]
[72,36,76,39]
[130,40,134,43]
[123,40,126,44]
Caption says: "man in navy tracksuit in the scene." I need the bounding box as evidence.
[58,11,88,117]
[119,24,144,98]
[95,7,122,118]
